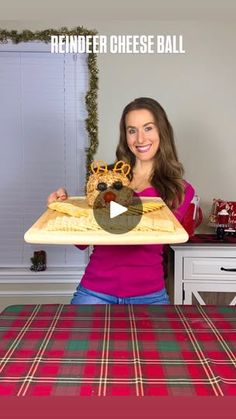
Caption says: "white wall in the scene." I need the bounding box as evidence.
[94,20,236,231]
[1,17,236,231]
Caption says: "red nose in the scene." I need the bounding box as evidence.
[104,191,116,203]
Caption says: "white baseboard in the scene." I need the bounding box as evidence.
[0,266,85,311]
[0,266,84,283]
[0,290,75,296]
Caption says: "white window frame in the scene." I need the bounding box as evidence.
[0,41,90,270]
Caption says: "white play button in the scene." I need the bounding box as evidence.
[93,186,143,234]
[110,201,128,219]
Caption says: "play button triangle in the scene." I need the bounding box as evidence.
[110,201,128,218]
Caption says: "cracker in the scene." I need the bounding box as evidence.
[127,201,164,215]
[48,201,88,218]
[46,215,100,231]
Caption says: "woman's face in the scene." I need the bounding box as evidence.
[125,109,160,163]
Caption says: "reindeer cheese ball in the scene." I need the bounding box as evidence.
[86,160,133,208]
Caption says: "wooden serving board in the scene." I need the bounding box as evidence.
[24,197,189,245]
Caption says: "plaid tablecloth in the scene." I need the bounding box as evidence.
[0,304,235,396]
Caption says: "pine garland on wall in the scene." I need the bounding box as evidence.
[0,27,99,178]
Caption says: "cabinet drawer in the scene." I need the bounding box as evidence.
[184,258,236,280]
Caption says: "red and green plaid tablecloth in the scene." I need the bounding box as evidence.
[0,304,235,396]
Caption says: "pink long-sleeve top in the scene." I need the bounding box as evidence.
[76,182,194,297]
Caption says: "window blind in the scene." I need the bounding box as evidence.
[0,43,89,268]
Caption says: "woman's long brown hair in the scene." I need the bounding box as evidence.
[115,97,185,209]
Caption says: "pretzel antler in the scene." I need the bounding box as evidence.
[113,160,131,176]
[90,160,108,174]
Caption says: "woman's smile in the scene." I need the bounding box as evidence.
[135,143,152,153]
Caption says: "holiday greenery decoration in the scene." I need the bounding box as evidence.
[0,27,99,178]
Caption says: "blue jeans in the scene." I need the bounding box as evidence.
[71,284,170,305]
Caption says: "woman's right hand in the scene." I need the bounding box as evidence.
[47,188,68,204]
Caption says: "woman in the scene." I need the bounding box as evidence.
[48,97,195,304]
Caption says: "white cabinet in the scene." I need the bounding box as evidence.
[170,244,236,305]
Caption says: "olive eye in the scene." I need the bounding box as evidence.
[112,181,123,190]
[97,182,107,191]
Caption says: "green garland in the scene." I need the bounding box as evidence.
[0,27,99,179]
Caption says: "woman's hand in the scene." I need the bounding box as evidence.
[47,188,68,204]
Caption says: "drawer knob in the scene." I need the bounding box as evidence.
[220,267,236,272]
